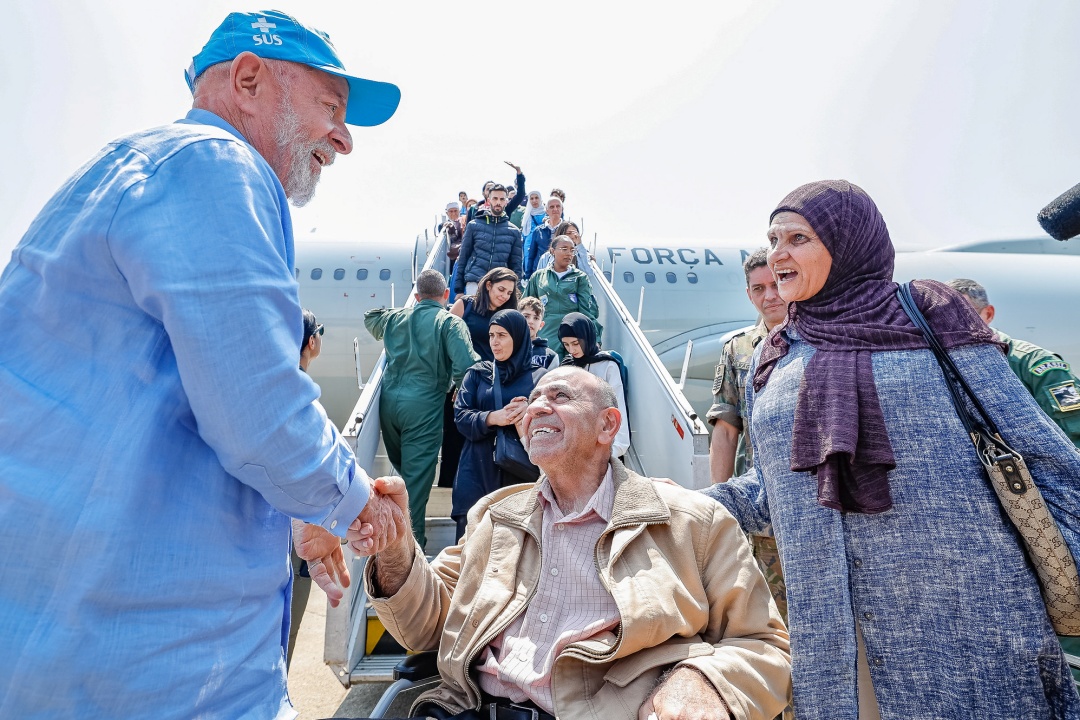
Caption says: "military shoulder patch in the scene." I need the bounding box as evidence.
[1031,359,1070,376]
[1048,382,1080,413]
[711,363,726,397]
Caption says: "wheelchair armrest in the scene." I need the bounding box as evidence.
[394,651,439,682]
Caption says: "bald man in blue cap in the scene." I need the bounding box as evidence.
[0,11,404,719]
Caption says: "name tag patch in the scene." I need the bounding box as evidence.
[1049,382,1080,413]
[1031,359,1070,376]
[568,293,578,304]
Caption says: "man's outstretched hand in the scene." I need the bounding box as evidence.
[346,476,409,556]
[291,519,349,607]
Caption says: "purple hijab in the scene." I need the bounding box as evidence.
[753,180,1001,513]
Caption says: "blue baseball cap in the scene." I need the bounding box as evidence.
[185,10,400,127]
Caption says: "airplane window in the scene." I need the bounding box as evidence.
[356,268,369,281]
[666,272,677,284]
[333,268,345,281]
[603,271,612,282]
[622,271,634,284]
[379,269,391,281]
[310,268,322,280]
[644,272,656,284]
[687,272,699,284]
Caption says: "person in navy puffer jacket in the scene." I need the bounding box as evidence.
[454,184,523,295]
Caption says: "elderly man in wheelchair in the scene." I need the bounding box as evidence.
[350,367,791,720]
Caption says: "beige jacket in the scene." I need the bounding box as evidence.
[365,462,791,719]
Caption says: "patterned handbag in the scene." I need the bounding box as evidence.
[898,283,1080,635]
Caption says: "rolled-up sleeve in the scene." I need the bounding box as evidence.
[108,137,368,535]
[706,344,742,429]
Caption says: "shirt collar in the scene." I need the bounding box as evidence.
[751,319,769,347]
[536,466,614,524]
[182,109,251,145]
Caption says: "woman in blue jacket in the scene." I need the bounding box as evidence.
[452,310,547,540]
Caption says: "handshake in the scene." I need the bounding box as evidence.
[291,476,409,607]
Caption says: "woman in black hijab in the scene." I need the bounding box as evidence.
[705,180,1080,719]
[558,312,630,457]
[452,309,548,539]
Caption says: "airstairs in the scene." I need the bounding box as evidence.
[324,231,711,686]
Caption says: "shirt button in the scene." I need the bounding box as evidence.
[472,619,479,627]
[551,568,559,576]
[540,614,548,623]
[873,658,884,667]
[330,520,338,530]
[853,559,862,568]
[863,612,873,621]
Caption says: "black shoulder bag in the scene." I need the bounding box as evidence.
[897,283,1080,635]
[492,369,541,483]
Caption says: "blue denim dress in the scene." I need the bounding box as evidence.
[705,328,1080,719]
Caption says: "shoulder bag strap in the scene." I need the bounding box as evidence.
[492,366,503,408]
[897,283,1027,494]
[896,283,1001,438]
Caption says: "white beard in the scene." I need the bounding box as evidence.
[274,95,335,207]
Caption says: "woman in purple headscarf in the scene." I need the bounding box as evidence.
[705,180,1080,719]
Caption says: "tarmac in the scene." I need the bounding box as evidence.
[287,583,388,719]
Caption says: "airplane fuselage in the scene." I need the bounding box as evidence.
[297,233,1080,426]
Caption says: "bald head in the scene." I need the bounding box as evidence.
[523,367,619,460]
[521,366,621,502]
[541,366,616,408]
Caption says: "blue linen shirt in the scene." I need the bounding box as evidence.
[703,328,1080,719]
[0,110,370,719]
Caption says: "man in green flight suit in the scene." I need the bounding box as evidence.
[948,279,1080,447]
[365,269,480,549]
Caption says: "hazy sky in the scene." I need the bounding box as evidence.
[4,0,1079,260]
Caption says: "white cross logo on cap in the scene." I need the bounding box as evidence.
[251,17,277,33]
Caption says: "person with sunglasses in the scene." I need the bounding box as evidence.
[300,308,324,372]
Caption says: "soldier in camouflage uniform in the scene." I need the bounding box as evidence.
[708,322,768,476]
[707,249,789,622]
[707,248,793,720]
